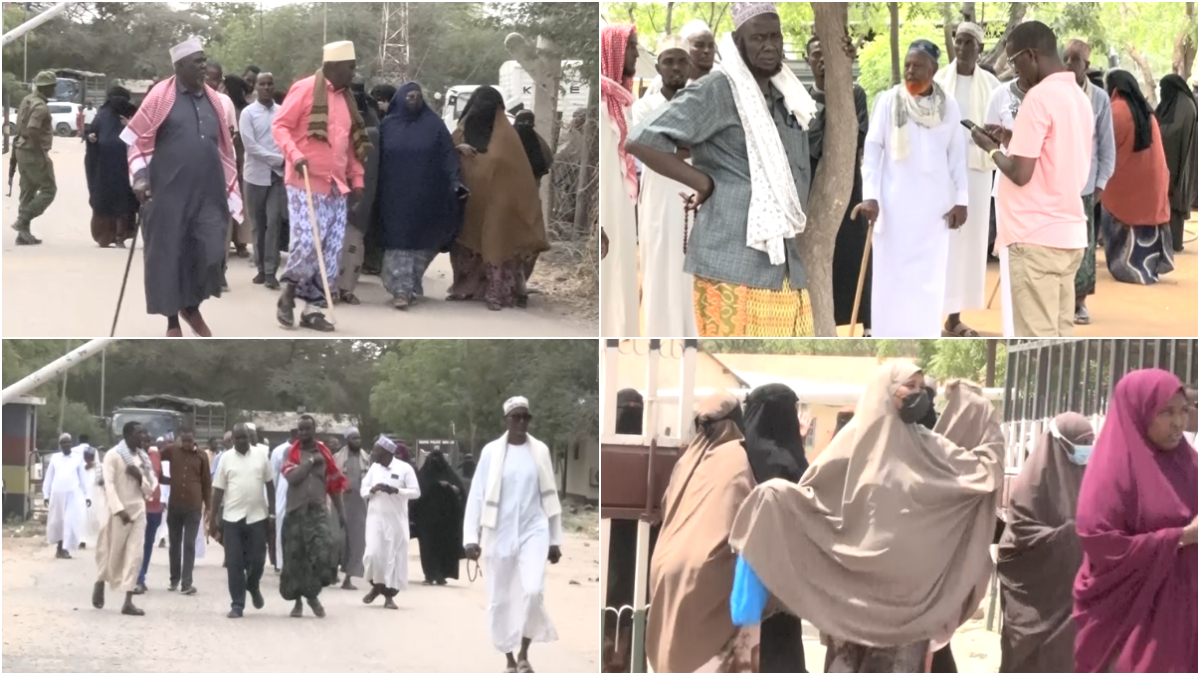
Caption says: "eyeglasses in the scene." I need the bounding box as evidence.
[509,413,533,422]
[1007,48,1032,68]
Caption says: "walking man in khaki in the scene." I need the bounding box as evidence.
[12,70,59,245]
[93,422,158,616]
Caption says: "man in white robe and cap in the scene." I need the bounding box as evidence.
[464,396,563,673]
[632,35,698,337]
[360,434,420,610]
[81,446,106,549]
[600,21,641,337]
[269,427,299,572]
[860,39,969,337]
[93,422,157,616]
[680,19,717,81]
[933,21,1000,338]
[45,433,90,559]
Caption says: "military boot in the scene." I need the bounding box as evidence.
[14,219,41,245]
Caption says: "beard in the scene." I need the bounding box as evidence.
[904,79,931,96]
[623,65,635,78]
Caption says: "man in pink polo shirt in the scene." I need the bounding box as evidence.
[271,40,370,332]
[970,21,1092,337]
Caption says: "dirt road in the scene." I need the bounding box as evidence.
[1,142,593,337]
[2,529,599,673]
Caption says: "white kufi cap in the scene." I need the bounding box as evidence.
[503,396,530,416]
[658,35,689,53]
[323,40,355,63]
[170,38,203,64]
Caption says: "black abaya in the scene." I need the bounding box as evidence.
[413,451,465,582]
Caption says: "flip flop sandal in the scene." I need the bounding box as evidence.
[504,667,518,673]
[300,313,335,332]
[517,659,534,673]
[341,292,361,306]
[941,322,981,338]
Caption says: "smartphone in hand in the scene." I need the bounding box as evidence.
[960,119,1001,145]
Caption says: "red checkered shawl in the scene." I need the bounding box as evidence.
[119,76,243,222]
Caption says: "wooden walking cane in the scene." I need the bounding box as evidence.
[848,203,872,337]
[986,276,1002,309]
[110,208,142,337]
[301,165,337,324]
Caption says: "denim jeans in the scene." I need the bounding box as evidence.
[137,511,163,586]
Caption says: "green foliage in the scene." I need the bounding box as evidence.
[37,401,105,451]
[921,339,1007,384]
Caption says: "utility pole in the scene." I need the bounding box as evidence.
[379,2,411,83]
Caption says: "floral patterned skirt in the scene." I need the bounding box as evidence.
[447,243,527,309]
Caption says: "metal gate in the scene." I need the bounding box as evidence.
[1002,339,1197,474]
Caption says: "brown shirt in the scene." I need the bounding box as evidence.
[159,443,212,512]
[286,445,328,513]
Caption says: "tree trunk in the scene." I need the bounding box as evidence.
[665,2,675,34]
[941,3,956,64]
[1127,44,1159,106]
[960,2,976,23]
[802,2,857,337]
[889,2,901,86]
[980,2,1028,73]
[1173,2,1197,79]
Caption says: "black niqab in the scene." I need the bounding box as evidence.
[460,86,505,152]
[742,384,807,484]
[1156,73,1196,125]
[514,118,550,179]
[616,388,644,434]
[413,450,466,582]
[1107,69,1154,152]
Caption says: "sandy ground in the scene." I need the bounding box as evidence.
[1,141,593,337]
[600,519,1003,673]
[2,527,599,673]
[837,214,1199,337]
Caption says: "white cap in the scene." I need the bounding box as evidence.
[59,433,71,443]
[679,19,713,41]
[323,40,355,63]
[170,38,203,64]
[658,35,689,53]
[503,396,530,416]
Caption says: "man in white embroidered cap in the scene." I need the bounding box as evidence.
[271,40,370,333]
[627,2,820,338]
[463,396,563,673]
[121,37,243,337]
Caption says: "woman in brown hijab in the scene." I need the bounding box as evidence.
[730,363,1004,672]
[997,412,1095,672]
[449,86,549,311]
[646,391,759,673]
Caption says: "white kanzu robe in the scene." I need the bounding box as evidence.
[632,91,698,338]
[601,103,639,337]
[464,440,563,654]
[82,459,106,548]
[939,69,1001,315]
[985,85,1021,338]
[862,88,969,337]
[43,451,88,550]
[96,443,156,592]
[270,442,291,568]
[361,460,421,592]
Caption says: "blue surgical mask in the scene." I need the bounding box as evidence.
[1068,445,1093,465]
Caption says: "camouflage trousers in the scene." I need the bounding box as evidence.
[15,147,56,227]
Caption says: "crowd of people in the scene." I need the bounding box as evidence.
[604,364,1196,673]
[10,37,558,335]
[41,396,565,672]
[599,2,1198,338]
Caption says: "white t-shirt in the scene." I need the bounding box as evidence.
[213,446,272,524]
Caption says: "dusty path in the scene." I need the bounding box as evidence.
[2,529,599,673]
[1,142,594,337]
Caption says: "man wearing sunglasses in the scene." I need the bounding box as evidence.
[463,396,564,674]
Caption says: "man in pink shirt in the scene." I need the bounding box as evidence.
[970,21,1092,337]
[271,40,369,332]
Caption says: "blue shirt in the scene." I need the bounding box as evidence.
[239,100,285,187]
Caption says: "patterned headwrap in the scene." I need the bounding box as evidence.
[732,2,778,29]
[601,23,639,203]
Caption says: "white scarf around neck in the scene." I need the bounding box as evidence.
[716,32,814,265]
[480,432,561,540]
[935,62,999,170]
[892,81,947,162]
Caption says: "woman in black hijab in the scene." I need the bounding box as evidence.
[741,383,808,672]
[411,450,465,585]
[742,384,808,483]
[84,85,139,248]
[1156,74,1198,251]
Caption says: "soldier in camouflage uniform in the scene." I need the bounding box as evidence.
[12,70,59,245]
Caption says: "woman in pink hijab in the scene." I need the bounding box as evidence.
[1073,368,1198,672]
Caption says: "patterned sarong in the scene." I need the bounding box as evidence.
[279,502,336,601]
[693,276,814,337]
[1101,208,1175,285]
[282,186,347,308]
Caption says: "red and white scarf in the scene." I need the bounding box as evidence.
[601,23,638,204]
[119,76,243,222]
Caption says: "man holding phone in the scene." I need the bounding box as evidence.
[970,21,1092,337]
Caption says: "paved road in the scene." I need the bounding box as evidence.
[2,142,593,337]
[2,530,599,673]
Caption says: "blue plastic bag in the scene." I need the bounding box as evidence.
[730,554,768,627]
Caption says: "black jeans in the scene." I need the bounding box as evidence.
[246,179,284,276]
[223,518,267,611]
[167,506,202,588]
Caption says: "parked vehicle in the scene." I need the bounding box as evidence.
[49,102,79,136]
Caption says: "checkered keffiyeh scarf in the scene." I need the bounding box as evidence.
[119,76,243,222]
[113,440,157,492]
[601,23,638,203]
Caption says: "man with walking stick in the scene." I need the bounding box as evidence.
[271,40,369,332]
[120,39,242,337]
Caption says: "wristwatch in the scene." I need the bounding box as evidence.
[989,148,1002,160]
